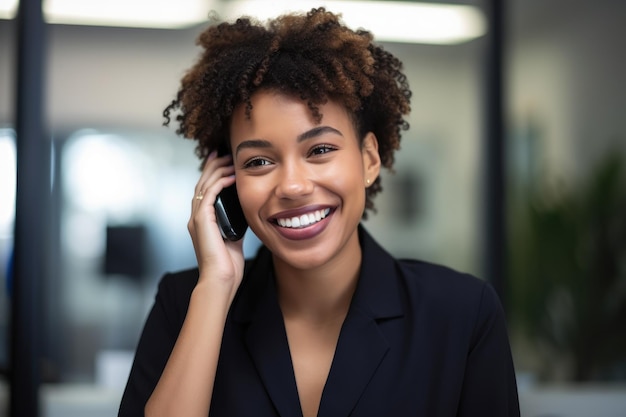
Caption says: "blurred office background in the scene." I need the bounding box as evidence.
[1,0,625,416]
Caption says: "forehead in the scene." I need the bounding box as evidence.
[229,91,354,138]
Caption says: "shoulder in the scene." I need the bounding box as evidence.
[150,268,198,328]
[396,259,487,299]
[358,225,501,322]
[395,259,503,328]
[153,256,261,323]
[158,268,199,298]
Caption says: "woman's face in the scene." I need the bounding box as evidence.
[229,91,380,271]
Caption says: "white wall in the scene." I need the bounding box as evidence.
[0,22,201,130]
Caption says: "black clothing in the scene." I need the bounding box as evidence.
[119,227,519,416]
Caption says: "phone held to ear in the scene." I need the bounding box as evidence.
[214,145,248,241]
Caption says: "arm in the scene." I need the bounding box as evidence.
[143,151,244,417]
[457,283,520,417]
[144,279,236,417]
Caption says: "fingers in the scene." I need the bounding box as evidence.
[188,151,237,255]
[193,151,234,202]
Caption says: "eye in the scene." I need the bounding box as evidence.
[242,157,272,169]
[309,144,336,157]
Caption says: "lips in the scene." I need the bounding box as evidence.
[276,208,331,229]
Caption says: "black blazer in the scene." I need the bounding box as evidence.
[119,226,519,416]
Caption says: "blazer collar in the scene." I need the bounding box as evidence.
[350,225,404,320]
[231,225,404,417]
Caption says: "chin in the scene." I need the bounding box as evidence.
[271,244,335,272]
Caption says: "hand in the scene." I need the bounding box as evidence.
[188,151,245,297]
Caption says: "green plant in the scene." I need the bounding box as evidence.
[509,151,626,381]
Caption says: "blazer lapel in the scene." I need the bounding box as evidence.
[317,305,390,417]
[318,226,404,417]
[234,249,302,417]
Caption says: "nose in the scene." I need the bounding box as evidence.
[274,160,314,199]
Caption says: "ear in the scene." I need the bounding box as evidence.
[361,132,381,187]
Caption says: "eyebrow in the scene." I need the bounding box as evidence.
[235,125,343,156]
[297,126,343,142]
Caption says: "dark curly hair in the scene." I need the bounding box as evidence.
[164,7,411,215]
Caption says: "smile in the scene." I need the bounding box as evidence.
[276,208,331,229]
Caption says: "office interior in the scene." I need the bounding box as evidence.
[1,0,625,416]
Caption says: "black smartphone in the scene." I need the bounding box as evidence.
[214,143,248,241]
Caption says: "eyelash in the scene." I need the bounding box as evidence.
[309,144,337,156]
[242,157,271,169]
[241,144,337,169]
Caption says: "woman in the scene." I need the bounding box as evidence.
[119,8,519,417]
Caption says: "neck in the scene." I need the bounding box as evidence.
[273,242,362,324]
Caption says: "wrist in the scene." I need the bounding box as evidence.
[191,277,237,311]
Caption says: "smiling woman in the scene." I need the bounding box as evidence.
[118,8,519,417]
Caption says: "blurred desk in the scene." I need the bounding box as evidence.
[0,382,122,417]
[520,384,626,417]
[41,384,123,417]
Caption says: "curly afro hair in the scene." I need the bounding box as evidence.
[164,7,411,216]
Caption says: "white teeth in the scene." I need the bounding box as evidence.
[276,208,330,229]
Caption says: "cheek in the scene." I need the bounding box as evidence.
[318,164,366,208]
[323,155,365,189]
[235,176,268,217]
